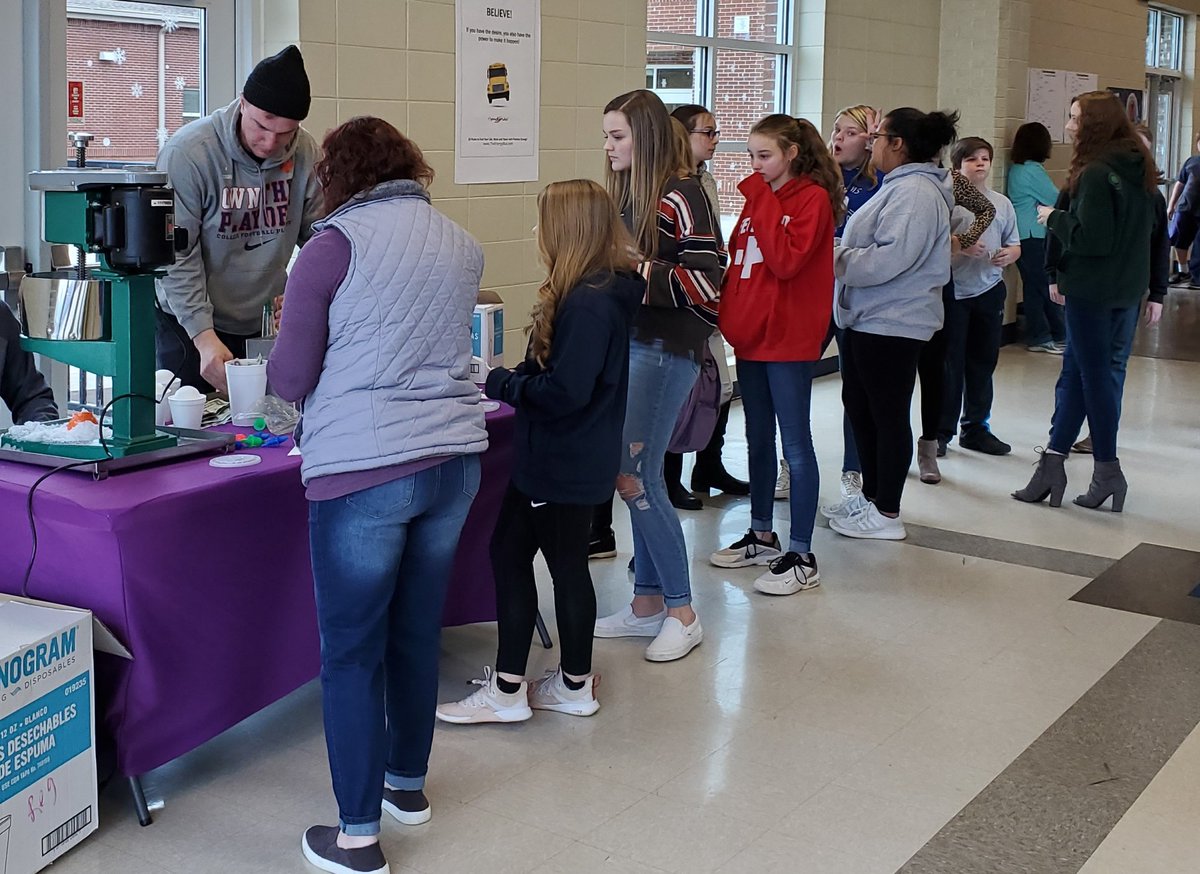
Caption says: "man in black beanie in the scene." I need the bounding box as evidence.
[155,45,324,392]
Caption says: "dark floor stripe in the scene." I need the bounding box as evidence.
[898,523,1114,579]
[899,620,1200,874]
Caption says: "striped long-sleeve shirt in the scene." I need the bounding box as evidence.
[634,173,725,358]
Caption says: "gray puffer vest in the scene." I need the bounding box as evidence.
[298,179,488,485]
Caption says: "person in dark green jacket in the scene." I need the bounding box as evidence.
[1013,91,1158,513]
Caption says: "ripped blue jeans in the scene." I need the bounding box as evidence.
[619,338,701,609]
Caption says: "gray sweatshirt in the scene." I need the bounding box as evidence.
[155,98,324,338]
[833,162,955,342]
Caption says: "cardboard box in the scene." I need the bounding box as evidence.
[0,597,126,874]
[471,291,504,381]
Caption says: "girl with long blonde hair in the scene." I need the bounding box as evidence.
[592,88,724,663]
[437,180,645,723]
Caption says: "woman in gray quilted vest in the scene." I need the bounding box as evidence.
[268,116,488,874]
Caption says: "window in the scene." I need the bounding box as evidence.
[1145,7,1184,183]
[647,0,795,236]
[181,87,201,118]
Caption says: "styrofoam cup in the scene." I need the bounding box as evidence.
[225,358,268,421]
[168,394,204,430]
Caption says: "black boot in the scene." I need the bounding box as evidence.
[1074,459,1127,512]
[690,401,749,495]
[665,451,702,510]
[1011,449,1067,507]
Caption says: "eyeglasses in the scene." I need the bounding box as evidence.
[867,132,896,146]
[690,128,720,139]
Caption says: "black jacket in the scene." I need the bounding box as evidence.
[1,303,58,425]
[485,270,644,505]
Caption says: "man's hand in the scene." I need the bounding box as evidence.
[990,246,1020,268]
[1144,300,1163,326]
[1049,284,1065,306]
[1036,204,1055,225]
[194,329,234,393]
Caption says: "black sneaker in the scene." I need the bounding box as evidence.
[959,430,1012,455]
[382,788,431,825]
[1169,270,1191,285]
[301,826,389,874]
[588,529,617,560]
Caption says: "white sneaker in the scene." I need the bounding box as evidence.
[820,491,870,520]
[709,529,782,567]
[645,615,703,662]
[774,460,790,500]
[594,604,666,638]
[828,503,907,540]
[528,667,600,717]
[753,552,821,595]
[435,667,533,724]
[840,470,864,498]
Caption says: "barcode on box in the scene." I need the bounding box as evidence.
[42,806,93,855]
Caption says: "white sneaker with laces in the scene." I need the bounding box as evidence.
[828,503,907,540]
[434,667,533,724]
[645,615,703,662]
[820,491,870,520]
[528,667,600,716]
[840,470,864,498]
[594,604,666,638]
[709,529,782,568]
[774,460,790,500]
[753,552,820,595]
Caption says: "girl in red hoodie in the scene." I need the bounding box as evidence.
[709,114,845,596]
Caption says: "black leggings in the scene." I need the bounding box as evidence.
[839,329,925,515]
[493,483,596,678]
[916,283,955,441]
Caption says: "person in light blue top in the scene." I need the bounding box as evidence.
[1007,122,1065,352]
[940,136,1021,457]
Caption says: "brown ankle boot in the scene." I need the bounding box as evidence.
[917,438,941,484]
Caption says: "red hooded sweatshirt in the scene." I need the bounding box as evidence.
[718,172,834,361]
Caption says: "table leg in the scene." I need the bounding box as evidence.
[129,775,154,826]
[534,609,553,649]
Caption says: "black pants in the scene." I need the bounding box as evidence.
[840,328,924,515]
[916,282,955,441]
[493,483,596,678]
[939,280,1007,439]
[155,307,256,392]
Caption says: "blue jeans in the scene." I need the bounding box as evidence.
[1016,237,1065,346]
[309,455,481,836]
[622,338,700,609]
[738,359,818,555]
[1049,299,1139,463]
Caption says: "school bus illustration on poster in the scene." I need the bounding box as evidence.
[487,62,510,103]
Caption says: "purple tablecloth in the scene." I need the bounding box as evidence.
[0,404,514,776]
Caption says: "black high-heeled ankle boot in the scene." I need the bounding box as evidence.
[1073,459,1127,512]
[1012,450,1067,507]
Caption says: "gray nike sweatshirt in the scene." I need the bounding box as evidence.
[155,98,324,338]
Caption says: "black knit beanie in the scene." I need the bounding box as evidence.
[243,45,310,121]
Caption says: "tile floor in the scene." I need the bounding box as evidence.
[51,345,1200,873]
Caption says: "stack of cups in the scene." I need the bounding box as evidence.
[168,386,206,430]
[154,369,180,426]
[226,358,269,426]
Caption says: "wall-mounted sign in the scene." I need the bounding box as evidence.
[68,80,84,119]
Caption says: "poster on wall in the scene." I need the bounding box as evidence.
[1107,87,1147,125]
[455,0,541,184]
[1026,69,1098,143]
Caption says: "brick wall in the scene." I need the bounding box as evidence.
[648,0,781,222]
[66,17,200,164]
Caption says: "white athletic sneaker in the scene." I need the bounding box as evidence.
[594,604,667,638]
[709,529,782,568]
[820,491,870,520]
[840,470,864,498]
[528,667,600,717]
[774,460,790,500]
[434,667,533,724]
[828,503,907,540]
[645,615,703,662]
[753,551,820,595]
